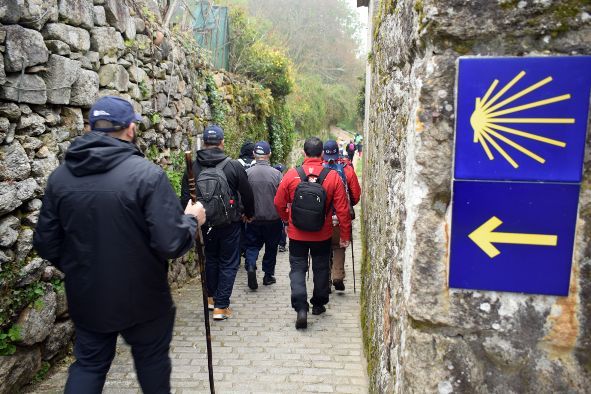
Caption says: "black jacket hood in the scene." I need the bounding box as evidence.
[65,132,143,176]
[239,142,255,160]
[196,147,228,167]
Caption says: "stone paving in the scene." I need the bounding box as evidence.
[35,214,368,393]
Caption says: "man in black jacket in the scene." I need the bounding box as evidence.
[181,125,255,320]
[33,96,205,394]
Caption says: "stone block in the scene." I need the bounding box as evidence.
[70,69,99,108]
[17,113,46,136]
[0,141,31,181]
[0,215,20,248]
[17,256,45,287]
[98,63,129,92]
[43,320,74,360]
[42,23,90,52]
[41,54,81,105]
[58,0,94,29]
[0,103,21,120]
[15,178,38,202]
[31,153,59,186]
[0,117,9,134]
[93,5,106,26]
[0,348,42,394]
[134,17,145,34]
[0,0,21,24]
[0,183,19,215]
[60,107,84,133]
[103,0,131,33]
[16,289,57,346]
[0,74,47,104]
[45,40,70,56]
[0,55,5,86]
[2,25,49,73]
[90,26,124,57]
[18,0,59,30]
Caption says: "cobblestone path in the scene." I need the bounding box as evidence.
[36,214,368,393]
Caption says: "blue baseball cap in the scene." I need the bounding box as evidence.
[323,140,339,161]
[203,124,224,144]
[89,96,142,132]
[254,141,271,155]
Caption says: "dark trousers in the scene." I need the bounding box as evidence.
[204,222,241,309]
[289,238,332,312]
[240,222,247,255]
[244,220,283,275]
[279,222,287,247]
[65,307,176,394]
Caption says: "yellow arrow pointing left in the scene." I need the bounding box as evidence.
[469,216,558,258]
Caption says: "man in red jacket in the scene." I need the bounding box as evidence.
[322,140,361,292]
[274,137,352,329]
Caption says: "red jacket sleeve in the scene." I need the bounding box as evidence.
[345,165,361,206]
[274,169,292,222]
[329,171,352,241]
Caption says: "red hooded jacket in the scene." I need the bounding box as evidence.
[336,159,361,206]
[274,157,352,242]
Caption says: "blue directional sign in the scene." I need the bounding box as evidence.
[449,56,591,296]
[449,181,580,296]
[454,56,591,183]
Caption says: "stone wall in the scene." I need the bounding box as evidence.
[0,1,276,391]
[362,0,591,392]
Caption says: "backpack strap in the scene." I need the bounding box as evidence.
[316,167,331,185]
[215,157,232,170]
[296,166,308,182]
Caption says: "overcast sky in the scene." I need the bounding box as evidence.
[347,0,369,54]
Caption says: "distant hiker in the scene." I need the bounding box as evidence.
[244,142,283,289]
[323,140,361,292]
[238,141,256,257]
[34,96,206,393]
[354,133,364,158]
[181,125,255,320]
[346,139,356,162]
[273,163,288,253]
[274,137,352,329]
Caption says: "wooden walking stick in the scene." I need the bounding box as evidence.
[185,152,215,394]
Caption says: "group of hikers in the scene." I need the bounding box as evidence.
[32,96,361,392]
[344,132,364,161]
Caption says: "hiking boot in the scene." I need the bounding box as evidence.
[295,309,307,329]
[247,268,258,290]
[208,297,214,311]
[312,305,326,315]
[213,307,233,320]
[333,280,345,291]
[263,274,276,285]
[278,245,287,253]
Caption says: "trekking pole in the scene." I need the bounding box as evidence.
[350,227,356,294]
[185,152,215,394]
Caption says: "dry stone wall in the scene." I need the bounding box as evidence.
[0,1,275,391]
[362,0,591,392]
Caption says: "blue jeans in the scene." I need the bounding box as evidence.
[244,220,283,275]
[204,222,241,309]
[65,307,175,394]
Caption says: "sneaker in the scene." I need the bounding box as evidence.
[213,307,233,320]
[278,245,287,253]
[263,274,276,285]
[247,269,258,290]
[208,297,214,311]
[312,305,326,315]
[333,280,345,291]
[295,309,307,329]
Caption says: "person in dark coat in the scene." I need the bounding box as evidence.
[33,96,206,394]
[238,141,256,258]
[181,125,255,320]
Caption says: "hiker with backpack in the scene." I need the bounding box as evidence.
[181,125,255,321]
[323,140,361,292]
[346,140,356,162]
[244,142,283,289]
[237,141,256,259]
[354,133,364,158]
[274,137,352,329]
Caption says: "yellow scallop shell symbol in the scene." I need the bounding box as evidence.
[470,71,575,168]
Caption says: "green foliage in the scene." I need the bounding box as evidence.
[267,101,295,164]
[146,145,159,162]
[138,80,150,98]
[149,112,162,125]
[0,324,21,356]
[205,74,226,124]
[165,151,186,197]
[229,8,294,99]
[31,361,51,384]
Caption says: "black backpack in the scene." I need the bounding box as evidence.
[195,158,238,227]
[291,167,331,232]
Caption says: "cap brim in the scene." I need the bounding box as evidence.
[324,153,339,161]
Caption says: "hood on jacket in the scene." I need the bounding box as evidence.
[196,147,228,167]
[65,132,143,177]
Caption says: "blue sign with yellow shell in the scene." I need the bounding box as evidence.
[449,56,591,296]
[454,57,591,183]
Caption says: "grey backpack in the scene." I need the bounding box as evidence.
[196,158,239,227]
